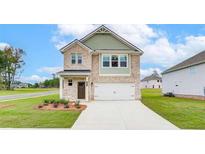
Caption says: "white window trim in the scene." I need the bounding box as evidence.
[101,54,128,68]
[102,54,110,68]
[71,53,83,64]
[71,53,76,64]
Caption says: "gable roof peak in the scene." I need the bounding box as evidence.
[96,25,110,33]
[59,25,144,55]
[80,25,144,54]
[141,71,162,82]
[60,39,92,53]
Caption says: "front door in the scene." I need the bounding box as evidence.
[78,82,85,99]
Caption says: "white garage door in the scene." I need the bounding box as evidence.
[94,83,135,100]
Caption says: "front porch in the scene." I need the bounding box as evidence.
[58,70,91,101]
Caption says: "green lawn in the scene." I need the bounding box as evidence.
[0,88,58,96]
[0,94,80,128]
[141,89,205,129]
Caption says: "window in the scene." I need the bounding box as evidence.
[102,54,128,68]
[102,55,110,67]
[120,55,127,67]
[68,80,72,86]
[77,53,82,64]
[71,53,76,64]
[71,53,82,64]
[111,55,118,67]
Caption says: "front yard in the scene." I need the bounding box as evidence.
[0,88,58,96]
[0,94,80,128]
[141,89,205,129]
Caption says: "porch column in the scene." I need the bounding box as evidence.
[85,76,89,101]
[59,76,63,99]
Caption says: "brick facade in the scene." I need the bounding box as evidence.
[90,54,141,100]
[64,44,92,70]
[61,44,141,101]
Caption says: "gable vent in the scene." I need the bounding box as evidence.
[96,27,110,33]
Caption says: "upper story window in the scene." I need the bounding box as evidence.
[120,55,127,67]
[102,54,128,68]
[71,53,76,64]
[77,53,82,64]
[111,55,118,67]
[71,53,82,64]
[102,55,110,67]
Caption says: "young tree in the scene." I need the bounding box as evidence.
[0,46,25,90]
[0,50,5,89]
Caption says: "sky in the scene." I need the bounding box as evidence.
[1,24,205,83]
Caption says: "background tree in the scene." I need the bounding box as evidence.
[41,78,59,88]
[0,46,25,90]
[0,50,5,89]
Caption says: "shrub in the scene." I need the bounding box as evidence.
[50,99,55,104]
[59,99,68,105]
[164,92,175,97]
[53,100,60,108]
[56,100,60,104]
[64,104,69,108]
[43,99,49,106]
[75,100,80,109]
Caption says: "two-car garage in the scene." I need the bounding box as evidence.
[94,83,135,100]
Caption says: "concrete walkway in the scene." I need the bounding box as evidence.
[0,91,58,102]
[72,101,178,130]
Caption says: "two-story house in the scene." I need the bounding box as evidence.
[141,71,162,89]
[58,25,143,101]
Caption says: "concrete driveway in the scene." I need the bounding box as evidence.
[72,101,178,130]
[0,90,58,102]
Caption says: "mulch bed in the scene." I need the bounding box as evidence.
[0,104,15,109]
[35,103,87,112]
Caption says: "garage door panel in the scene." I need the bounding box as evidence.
[94,83,135,100]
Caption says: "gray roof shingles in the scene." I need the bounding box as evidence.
[141,72,162,82]
[162,50,205,74]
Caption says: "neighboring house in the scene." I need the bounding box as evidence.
[11,81,29,88]
[141,71,162,89]
[58,25,143,101]
[162,50,205,100]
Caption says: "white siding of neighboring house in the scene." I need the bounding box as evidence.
[141,80,162,89]
[162,63,205,97]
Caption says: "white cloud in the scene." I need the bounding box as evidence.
[38,66,63,74]
[142,36,205,67]
[20,75,49,83]
[52,24,205,70]
[140,68,162,79]
[142,37,178,67]
[107,24,159,47]
[175,35,205,57]
[57,24,98,38]
[52,24,159,49]
[0,42,10,50]
[52,24,99,49]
